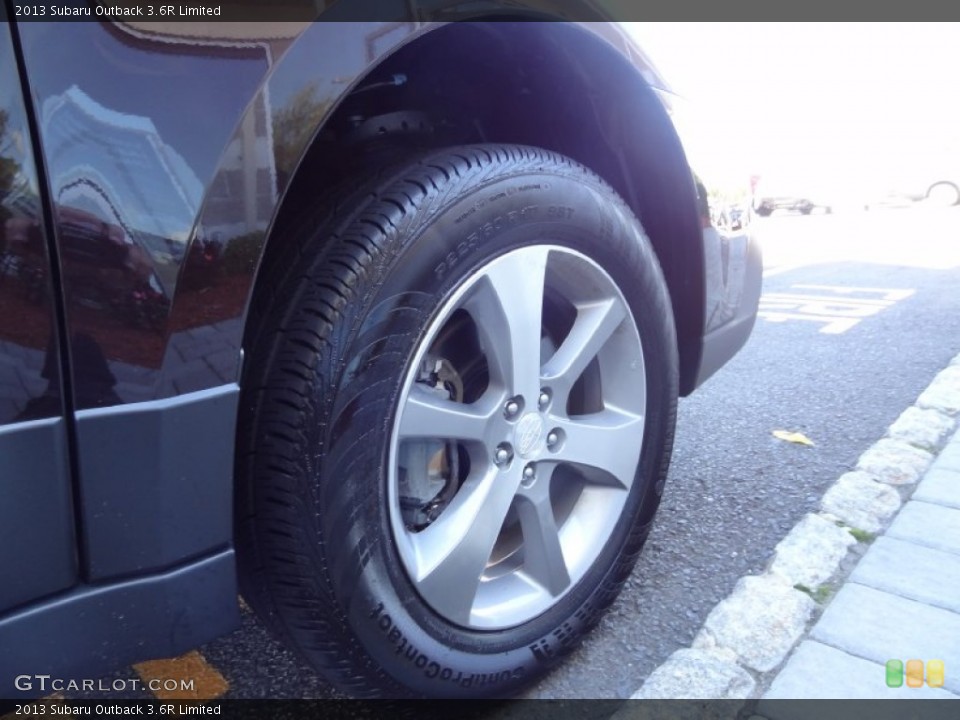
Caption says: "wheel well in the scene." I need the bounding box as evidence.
[264,22,705,394]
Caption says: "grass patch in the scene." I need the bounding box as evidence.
[794,583,834,603]
[847,527,875,544]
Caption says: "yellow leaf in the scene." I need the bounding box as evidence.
[772,430,815,447]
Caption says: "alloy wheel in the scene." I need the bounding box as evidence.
[388,245,647,630]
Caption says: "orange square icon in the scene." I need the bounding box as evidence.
[927,660,945,688]
[906,659,924,688]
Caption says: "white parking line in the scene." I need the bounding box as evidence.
[759,285,915,334]
[762,264,804,278]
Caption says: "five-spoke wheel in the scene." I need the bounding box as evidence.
[390,246,646,629]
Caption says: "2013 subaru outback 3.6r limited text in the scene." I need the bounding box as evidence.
[0,4,761,699]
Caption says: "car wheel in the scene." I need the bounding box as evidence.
[799,203,813,215]
[926,182,960,207]
[234,145,678,698]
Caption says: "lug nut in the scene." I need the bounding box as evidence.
[504,396,524,418]
[546,429,564,452]
[521,464,536,487]
[495,444,513,466]
[538,390,551,409]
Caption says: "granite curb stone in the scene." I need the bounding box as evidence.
[694,575,815,673]
[916,364,960,416]
[631,351,960,700]
[767,514,856,588]
[630,648,755,700]
[818,471,901,533]
[855,438,933,486]
[886,405,956,452]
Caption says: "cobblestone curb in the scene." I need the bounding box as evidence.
[631,351,960,700]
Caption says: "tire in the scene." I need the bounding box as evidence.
[755,204,773,217]
[798,203,813,215]
[235,145,678,698]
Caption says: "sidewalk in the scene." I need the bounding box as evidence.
[634,353,960,704]
[761,428,960,703]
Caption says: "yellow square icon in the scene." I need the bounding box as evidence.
[927,660,945,688]
[906,659,924,688]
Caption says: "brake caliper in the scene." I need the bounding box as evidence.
[398,357,463,531]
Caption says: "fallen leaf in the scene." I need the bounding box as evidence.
[772,430,815,447]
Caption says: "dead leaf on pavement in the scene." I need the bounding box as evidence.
[772,430,815,447]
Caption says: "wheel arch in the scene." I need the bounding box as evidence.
[246,21,705,394]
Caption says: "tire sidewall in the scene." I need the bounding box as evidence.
[310,156,677,697]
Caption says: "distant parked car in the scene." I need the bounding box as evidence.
[844,146,959,210]
[876,145,960,207]
[924,182,960,206]
[752,174,831,215]
[868,175,960,208]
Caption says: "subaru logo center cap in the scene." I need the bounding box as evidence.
[515,413,544,458]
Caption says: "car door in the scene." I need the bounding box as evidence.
[0,7,79,613]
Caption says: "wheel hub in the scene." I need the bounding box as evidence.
[513,412,544,458]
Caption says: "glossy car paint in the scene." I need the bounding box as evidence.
[14,19,707,408]
[2,4,760,691]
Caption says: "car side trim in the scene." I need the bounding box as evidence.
[74,384,239,581]
[0,417,77,614]
[0,549,238,698]
[696,228,763,387]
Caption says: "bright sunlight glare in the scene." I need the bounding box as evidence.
[622,23,960,207]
